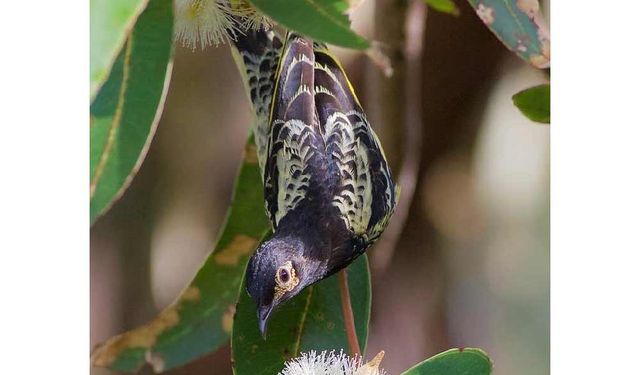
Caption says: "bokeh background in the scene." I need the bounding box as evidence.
[91,1,549,374]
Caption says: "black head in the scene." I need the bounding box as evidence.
[245,236,322,337]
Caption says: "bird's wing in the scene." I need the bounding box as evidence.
[313,45,397,243]
[229,26,283,176]
[263,34,321,227]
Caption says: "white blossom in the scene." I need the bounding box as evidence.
[278,350,386,375]
[174,0,271,50]
[174,0,237,50]
[236,4,272,31]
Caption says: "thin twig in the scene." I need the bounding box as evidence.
[371,0,426,272]
[338,269,361,357]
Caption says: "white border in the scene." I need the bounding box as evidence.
[553,1,640,373]
[1,1,640,374]
[0,2,88,374]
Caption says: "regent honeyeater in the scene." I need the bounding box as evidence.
[230,20,397,337]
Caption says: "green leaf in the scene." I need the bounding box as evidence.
[423,0,460,16]
[512,84,550,124]
[90,0,149,99]
[401,348,493,375]
[466,0,550,68]
[90,0,174,224]
[232,256,371,375]
[90,139,272,372]
[248,0,369,49]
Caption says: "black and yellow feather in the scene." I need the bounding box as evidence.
[263,34,396,252]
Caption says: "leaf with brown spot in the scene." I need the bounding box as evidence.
[91,135,271,372]
[91,307,179,368]
[222,304,237,333]
[466,0,550,68]
[180,286,201,302]
[244,143,259,164]
[214,235,259,265]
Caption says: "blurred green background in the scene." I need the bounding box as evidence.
[90,2,549,374]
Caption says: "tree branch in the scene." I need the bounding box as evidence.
[370,0,426,272]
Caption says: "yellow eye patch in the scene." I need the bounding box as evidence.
[274,261,299,299]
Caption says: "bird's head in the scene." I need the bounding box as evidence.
[245,236,322,338]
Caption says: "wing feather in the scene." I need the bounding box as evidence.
[261,36,396,238]
[264,34,320,227]
[313,46,397,243]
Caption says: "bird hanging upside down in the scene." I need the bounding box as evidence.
[231,25,397,337]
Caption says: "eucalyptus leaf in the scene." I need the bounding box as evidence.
[512,84,550,124]
[423,0,460,15]
[232,256,371,375]
[91,138,272,372]
[248,0,369,49]
[90,0,149,99]
[90,0,173,224]
[467,0,550,68]
[401,348,492,375]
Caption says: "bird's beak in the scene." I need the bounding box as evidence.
[258,305,274,339]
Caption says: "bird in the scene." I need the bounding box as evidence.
[231,26,397,338]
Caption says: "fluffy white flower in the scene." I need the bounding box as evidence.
[174,0,238,50]
[174,0,271,50]
[278,350,386,375]
[232,1,272,31]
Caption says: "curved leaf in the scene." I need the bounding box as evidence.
[90,138,272,372]
[90,0,174,224]
[512,84,550,124]
[90,0,149,99]
[467,0,550,68]
[232,256,371,375]
[423,0,460,16]
[248,0,369,49]
[401,348,493,375]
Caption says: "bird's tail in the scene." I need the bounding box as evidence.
[227,13,283,175]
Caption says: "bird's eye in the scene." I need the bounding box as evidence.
[278,268,290,283]
[274,261,299,293]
